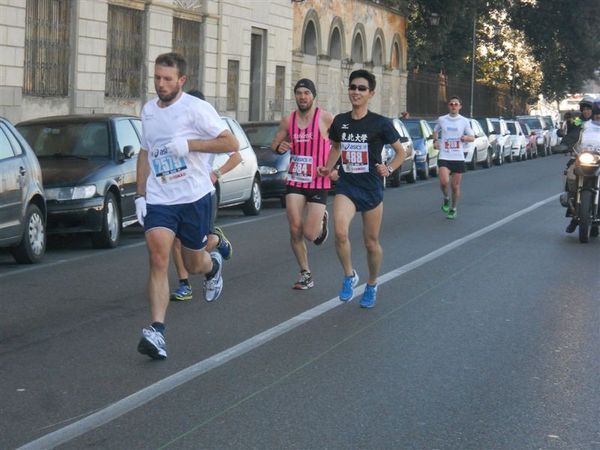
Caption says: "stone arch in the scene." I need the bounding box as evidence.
[327,16,345,60]
[301,9,321,56]
[351,23,366,64]
[371,28,386,66]
[390,33,404,70]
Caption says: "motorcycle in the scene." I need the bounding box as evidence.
[566,144,600,242]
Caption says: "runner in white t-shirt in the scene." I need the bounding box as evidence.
[135,53,239,360]
[433,96,474,219]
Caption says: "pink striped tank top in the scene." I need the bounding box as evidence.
[287,107,331,189]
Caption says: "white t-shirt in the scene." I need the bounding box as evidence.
[580,120,600,149]
[141,93,227,205]
[435,114,474,161]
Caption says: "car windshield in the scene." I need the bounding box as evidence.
[519,118,541,130]
[476,119,488,133]
[17,122,110,158]
[506,122,517,134]
[242,124,278,148]
[403,121,423,140]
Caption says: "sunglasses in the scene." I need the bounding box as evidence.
[348,84,369,92]
[448,102,460,106]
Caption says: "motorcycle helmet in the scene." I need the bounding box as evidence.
[580,94,595,111]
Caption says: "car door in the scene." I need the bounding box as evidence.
[216,117,254,204]
[113,118,141,224]
[0,124,25,241]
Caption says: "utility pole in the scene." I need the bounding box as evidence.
[469,12,476,118]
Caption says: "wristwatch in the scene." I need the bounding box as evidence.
[386,165,394,174]
[214,168,223,180]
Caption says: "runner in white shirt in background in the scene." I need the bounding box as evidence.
[433,96,474,219]
[135,53,239,360]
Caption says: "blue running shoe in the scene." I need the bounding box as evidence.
[213,226,232,260]
[359,284,378,309]
[339,270,359,302]
[170,281,192,302]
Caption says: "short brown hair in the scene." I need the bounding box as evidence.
[155,52,187,77]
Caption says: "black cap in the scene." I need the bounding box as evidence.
[294,78,316,97]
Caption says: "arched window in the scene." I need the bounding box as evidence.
[351,33,364,63]
[329,27,342,60]
[391,41,401,69]
[372,37,383,66]
[303,20,318,56]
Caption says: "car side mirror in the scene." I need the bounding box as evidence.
[122,145,135,159]
[399,136,409,144]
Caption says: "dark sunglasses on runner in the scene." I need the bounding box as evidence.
[348,84,369,92]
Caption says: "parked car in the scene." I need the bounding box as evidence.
[520,122,538,159]
[505,120,528,161]
[476,117,503,164]
[401,118,438,179]
[516,115,550,156]
[17,114,139,249]
[543,115,560,149]
[240,120,288,207]
[489,118,513,164]
[16,114,259,249]
[383,118,416,187]
[216,116,262,216]
[463,118,491,169]
[0,117,47,263]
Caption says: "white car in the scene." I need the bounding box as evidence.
[463,119,491,169]
[505,120,528,161]
[490,118,513,164]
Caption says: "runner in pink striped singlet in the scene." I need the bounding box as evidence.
[272,78,335,290]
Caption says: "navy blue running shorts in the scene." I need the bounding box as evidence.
[286,185,329,205]
[438,159,466,174]
[335,179,383,212]
[144,193,212,250]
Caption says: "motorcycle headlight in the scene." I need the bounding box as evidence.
[259,165,278,175]
[577,152,600,166]
[45,185,97,201]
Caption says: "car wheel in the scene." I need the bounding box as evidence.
[280,195,287,208]
[468,151,477,170]
[92,192,121,249]
[495,149,504,166]
[242,177,262,216]
[506,150,513,163]
[10,203,46,264]
[482,147,492,168]
[538,144,545,157]
[405,161,417,184]
[419,159,429,180]
[429,159,438,177]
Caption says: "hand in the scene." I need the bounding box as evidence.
[276,141,291,154]
[165,137,189,158]
[317,166,330,177]
[135,196,147,226]
[375,163,390,177]
[329,168,340,182]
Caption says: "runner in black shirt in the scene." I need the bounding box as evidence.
[318,69,405,308]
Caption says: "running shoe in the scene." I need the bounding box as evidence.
[213,226,232,260]
[359,284,378,309]
[339,270,359,302]
[313,210,329,246]
[204,252,223,302]
[565,218,577,233]
[441,198,450,213]
[293,270,314,290]
[447,208,457,220]
[137,326,167,360]
[170,281,192,302]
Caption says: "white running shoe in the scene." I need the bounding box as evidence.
[137,326,167,360]
[204,252,223,302]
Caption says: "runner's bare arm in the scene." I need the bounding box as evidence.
[187,130,240,154]
[272,115,291,154]
[136,148,150,195]
[319,110,334,139]
[317,141,341,177]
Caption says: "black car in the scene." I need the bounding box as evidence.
[240,121,289,207]
[0,117,47,263]
[17,114,142,248]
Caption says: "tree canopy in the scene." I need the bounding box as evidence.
[405,0,600,101]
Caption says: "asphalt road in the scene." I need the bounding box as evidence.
[1,154,599,450]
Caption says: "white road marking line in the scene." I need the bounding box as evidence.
[18,194,558,450]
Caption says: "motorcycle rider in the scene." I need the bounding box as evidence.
[564,96,600,233]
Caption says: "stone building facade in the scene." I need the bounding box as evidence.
[0,0,407,124]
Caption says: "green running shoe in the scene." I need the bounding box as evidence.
[447,208,457,220]
[441,198,450,213]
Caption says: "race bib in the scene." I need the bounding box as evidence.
[444,138,461,151]
[151,145,188,184]
[288,154,314,183]
[341,142,369,173]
